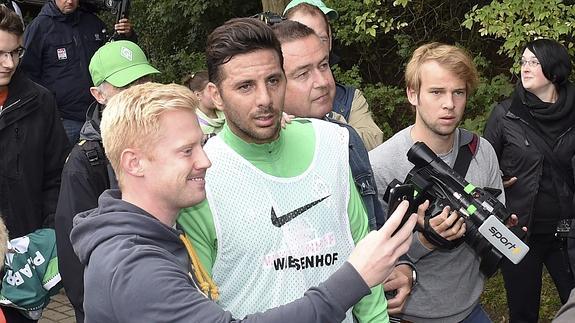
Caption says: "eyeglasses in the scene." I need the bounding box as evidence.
[0,46,25,62]
[519,59,540,67]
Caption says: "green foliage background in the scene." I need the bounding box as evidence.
[94,0,574,320]
[101,0,575,139]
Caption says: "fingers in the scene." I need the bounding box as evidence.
[428,207,466,241]
[384,266,411,314]
[386,286,409,314]
[446,219,466,241]
[380,200,410,238]
[280,112,293,128]
[416,200,430,228]
[505,214,518,228]
[114,21,133,34]
[503,176,517,188]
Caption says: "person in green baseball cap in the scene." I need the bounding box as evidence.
[89,40,160,105]
[283,0,338,20]
[54,40,159,323]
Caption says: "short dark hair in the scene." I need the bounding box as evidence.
[272,20,316,45]
[182,70,209,92]
[0,5,23,37]
[525,39,572,85]
[206,18,283,85]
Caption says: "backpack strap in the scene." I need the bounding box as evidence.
[453,129,479,178]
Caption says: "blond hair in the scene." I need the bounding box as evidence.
[405,42,479,94]
[101,82,198,185]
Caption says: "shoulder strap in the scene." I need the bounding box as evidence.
[453,129,479,177]
[80,140,115,188]
[81,141,106,167]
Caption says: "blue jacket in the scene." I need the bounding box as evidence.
[332,83,355,122]
[326,117,384,230]
[21,1,107,121]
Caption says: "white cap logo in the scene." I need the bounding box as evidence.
[121,47,133,61]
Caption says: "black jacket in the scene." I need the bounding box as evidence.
[21,1,107,121]
[55,103,114,318]
[0,70,69,238]
[484,98,575,238]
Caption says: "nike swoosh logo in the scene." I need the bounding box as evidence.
[271,195,330,227]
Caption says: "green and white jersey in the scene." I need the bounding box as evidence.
[207,119,355,321]
[179,119,388,323]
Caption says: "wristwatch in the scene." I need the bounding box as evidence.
[411,267,418,288]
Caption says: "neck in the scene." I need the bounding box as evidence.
[198,105,218,119]
[531,84,558,103]
[122,189,177,227]
[410,125,455,155]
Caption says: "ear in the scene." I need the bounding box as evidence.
[406,87,419,107]
[90,87,107,105]
[207,82,225,111]
[120,148,145,178]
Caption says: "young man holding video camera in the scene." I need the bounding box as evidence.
[369,43,504,322]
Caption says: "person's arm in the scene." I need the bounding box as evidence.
[178,200,217,276]
[347,90,384,151]
[42,91,70,228]
[346,172,389,322]
[110,248,371,323]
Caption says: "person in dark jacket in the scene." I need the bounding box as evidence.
[20,0,134,144]
[55,40,158,323]
[0,5,69,322]
[70,81,417,322]
[484,38,575,323]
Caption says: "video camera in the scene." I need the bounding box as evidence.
[386,142,529,277]
[251,11,285,26]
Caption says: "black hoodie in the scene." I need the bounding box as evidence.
[71,190,372,323]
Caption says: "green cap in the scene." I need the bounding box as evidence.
[89,40,160,87]
[283,0,338,20]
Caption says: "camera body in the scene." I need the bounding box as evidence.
[251,11,286,26]
[388,142,528,276]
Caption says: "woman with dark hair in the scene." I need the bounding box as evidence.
[182,70,225,136]
[484,39,575,322]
